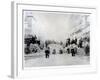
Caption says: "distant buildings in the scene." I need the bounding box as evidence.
[69,15,90,39]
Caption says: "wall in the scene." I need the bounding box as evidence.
[0,0,100,80]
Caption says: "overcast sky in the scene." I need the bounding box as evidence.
[24,11,90,42]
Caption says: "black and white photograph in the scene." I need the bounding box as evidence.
[23,10,90,67]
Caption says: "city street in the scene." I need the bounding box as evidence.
[25,52,90,67]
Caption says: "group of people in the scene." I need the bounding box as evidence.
[44,36,90,58]
[44,47,64,58]
[24,34,90,59]
[65,37,90,56]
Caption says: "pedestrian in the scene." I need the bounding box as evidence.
[78,38,83,48]
[84,44,90,56]
[59,48,63,54]
[71,48,75,56]
[67,48,70,54]
[71,45,76,56]
[45,47,50,58]
[52,49,56,54]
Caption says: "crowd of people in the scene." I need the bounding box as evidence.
[65,37,90,57]
[44,36,90,58]
[24,34,90,59]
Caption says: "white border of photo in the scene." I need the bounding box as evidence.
[11,1,97,79]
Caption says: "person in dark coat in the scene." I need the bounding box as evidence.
[59,49,63,54]
[45,47,50,58]
[67,48,70,54]
[84,44,90,56]
[71,48,75,56]
[52,49,56,54]
[78,38,83,48]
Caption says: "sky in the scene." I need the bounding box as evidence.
[24,10,90,42]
